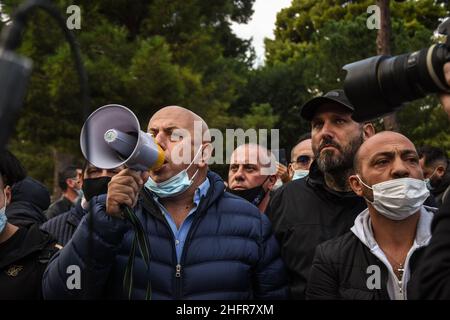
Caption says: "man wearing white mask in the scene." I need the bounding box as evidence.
[306,131,435,300]
[43,106,288,300]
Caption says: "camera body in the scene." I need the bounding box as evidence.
[343,18,450,122]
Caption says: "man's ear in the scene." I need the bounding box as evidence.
[436,165,446,178]
[66,178,75,189]
[266,175,278,191]
[362,123,375,140]
[199,143,213,168]
[4,185,12,206]
[349,175,364,197]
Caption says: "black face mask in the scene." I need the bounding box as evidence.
[227,175,271,206]
[82,177,111,201]
[228,185,267,206]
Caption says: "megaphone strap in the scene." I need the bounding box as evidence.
[122,206,152,300]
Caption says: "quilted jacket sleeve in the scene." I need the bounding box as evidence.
[42,195,130,299]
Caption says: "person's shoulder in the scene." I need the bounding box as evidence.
[316,231,359,258]
[41,209,71,230]
[219,191,261,218]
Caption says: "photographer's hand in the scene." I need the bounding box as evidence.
[439,62,450,119]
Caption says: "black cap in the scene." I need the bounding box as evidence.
[300,89,355,121]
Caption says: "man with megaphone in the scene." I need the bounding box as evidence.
[42,105,288,300]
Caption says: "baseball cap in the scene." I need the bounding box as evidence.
[300,89,355,121]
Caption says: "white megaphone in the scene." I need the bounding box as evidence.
[80,104,165,171]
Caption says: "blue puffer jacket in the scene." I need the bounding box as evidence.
[42,171,288,300]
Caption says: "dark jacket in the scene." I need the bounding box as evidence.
[306,207,434,300]
[40,201,86,246]
[43,171,289,300]
[0,224,57,299]
[408,198,450,299]
[6,177,50,226]
[266,161,367,299]
[45,196,74,220]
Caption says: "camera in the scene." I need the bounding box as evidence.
[343,18,450,122]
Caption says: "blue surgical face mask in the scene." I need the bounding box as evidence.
[145,146,202,198]
[425,168,438,190]
[292,169,309,180]
[0,190,7,233]
[76,188,84,200]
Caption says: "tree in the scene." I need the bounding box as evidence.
[240,0,450,153]
[1,0,256,189]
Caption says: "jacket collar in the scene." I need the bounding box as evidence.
[67,200,86,228]
[351,205,436,250]
[140,170,225,220]
[0,224,54,268]
[307,161,359,199]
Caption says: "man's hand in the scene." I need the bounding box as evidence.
[276,163,290,184]
[106,168,149,217]
[440,62,450,120]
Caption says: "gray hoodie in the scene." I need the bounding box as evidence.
[350,206,435,300]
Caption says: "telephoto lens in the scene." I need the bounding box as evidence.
[342,19,450,122]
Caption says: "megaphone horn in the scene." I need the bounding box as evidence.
[80,104,165,171]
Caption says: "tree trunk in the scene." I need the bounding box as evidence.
[377,0,400,132]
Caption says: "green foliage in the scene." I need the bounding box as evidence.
[1,0,450,188]
[1,0,255,189]
[234,0,450,152]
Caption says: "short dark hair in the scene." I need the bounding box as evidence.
[58,166,79,191]
[0,150,27,187]
[417,146,448,169]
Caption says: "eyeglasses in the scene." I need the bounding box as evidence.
[292,155,312,165]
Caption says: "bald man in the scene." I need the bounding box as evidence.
[306,131,435,300]
[228,144,277,213]
[43,105,288,300]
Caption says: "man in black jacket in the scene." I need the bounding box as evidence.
[266,89,375,299]
[0,169,58,299]
[7,177,50,226]
[408,196,450,299]
[46,166,82,219]
[306,131,434,300]
[41,163,124,246]
[0,150,50,226]
[418,146,449,207]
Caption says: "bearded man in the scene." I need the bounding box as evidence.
[266,89,375,299]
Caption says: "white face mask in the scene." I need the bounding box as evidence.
[357,176,430,221]
[292,169,309,180]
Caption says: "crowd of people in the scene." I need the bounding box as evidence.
[1,85,450,299]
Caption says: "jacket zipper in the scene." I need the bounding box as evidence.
[175,197,208,298]
[145,196,184,299]
[140,186,211,299]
